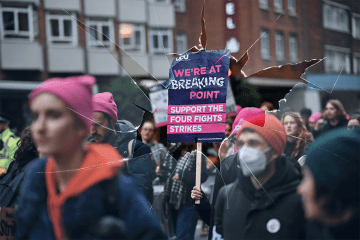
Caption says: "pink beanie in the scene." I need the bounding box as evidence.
[308,112,322,123]
[235,105,242,113]
[93,92,118,121]
[231,107,264,136]
[29,75,95,130]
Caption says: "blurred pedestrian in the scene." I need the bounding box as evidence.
[281,112,314,164]
[260,101,274,113]
[140,120,166,165]
[313,99,348,137]
[0,113,20,170]
[297,127,359,240]
[16,75,166,240]
[347,114,360,130]
[300,108,312,130]
[0,127,42,207]
[89,92,156,202]
[191,107,266,240]
[308,112,322,132]
[214,114,306,239]
[160,143,208,240]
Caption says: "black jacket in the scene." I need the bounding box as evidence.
[194,153,238,240]
[312,119,348,138]
[214,155,306,240]
[89,121,156,202]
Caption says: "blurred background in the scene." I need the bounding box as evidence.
[0,0,359,135]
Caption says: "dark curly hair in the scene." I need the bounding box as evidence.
[13,127,38,164]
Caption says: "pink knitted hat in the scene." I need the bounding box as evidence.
[308,112,322,123]
[231,107,265,136]
[29,75,96,130]
[92,92,118,121]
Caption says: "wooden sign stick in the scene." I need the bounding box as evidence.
[195,142,202,204]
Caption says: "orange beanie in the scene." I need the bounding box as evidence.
[237,114,287,155]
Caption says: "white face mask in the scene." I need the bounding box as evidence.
[238,145,273,177]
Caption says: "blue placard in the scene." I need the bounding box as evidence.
[166,50,231,143]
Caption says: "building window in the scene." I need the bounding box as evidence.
[0,5,35,41]
[275,32,284,61]
[288,0,296,16]
[324,46,351,74]
[289,35,298,62]
[148,0,171,3]
[323,3,349,33]
[354,54,360,75]
[259,0,268,10]
[46,13,77,45]
[148,29,173,54]
[176,32,187,54]
[352,15,360,39]
[274,0,283,13]
[260,29,270,60]
[87,19,114,48]
[119,23,145,53]
[175,0,186,12]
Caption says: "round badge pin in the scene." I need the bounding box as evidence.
[266,218,281,233]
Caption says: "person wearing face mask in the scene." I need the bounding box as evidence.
[213,114,306,240]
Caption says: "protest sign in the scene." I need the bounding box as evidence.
[0,207,15,240]
[167,50,231,143]
[149,84,168,127]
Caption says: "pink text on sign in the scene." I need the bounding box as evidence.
[168,113,226,124]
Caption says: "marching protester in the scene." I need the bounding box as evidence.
[281,112,314,164]
[347,114,360,130]
[89,92,156,202]
[313,99,348,138]
[140,120,166,165]
[159,143,208,240]
[308,112,322,132]
[0,113,20,171]
[300,108,312,131]
[0,127,43,207]
[260,101,274,113]
[213,113,306,239]
[16,75,167,239]
[191,107,265,240]
[298,127,359,240]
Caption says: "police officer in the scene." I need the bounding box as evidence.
[0,113,20,170]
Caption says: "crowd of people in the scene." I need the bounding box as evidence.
[0,75,359,240]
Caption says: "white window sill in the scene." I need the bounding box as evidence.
[261,55,271,61]
[323,26,350,34]
[288,12,297,17]
[259,6,269,11]
[274,9,284,14]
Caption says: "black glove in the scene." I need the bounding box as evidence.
[0,140,3,151]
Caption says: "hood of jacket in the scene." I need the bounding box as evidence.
[46,143,123,240]
[237,154,302,202]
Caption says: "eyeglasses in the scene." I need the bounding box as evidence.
[347,125,360,130]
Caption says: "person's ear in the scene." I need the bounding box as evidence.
[110,119,116,130]
[4,122,9,129]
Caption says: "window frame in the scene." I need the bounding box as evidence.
[287,0,296,16]
[119,23,145,53]
[289,34,298,62]
[46,12,78,46]
[174,0,186,13]
[148,28,173,54]
[274,0,283,14]
[352,13,360,39]
[148,0,171,4]
[275,31,285,61]
[258,0,269,10]
[0,4,35,41]
[353,53,360,75]
[324,45,351,74]
[260,29,271,60]
[86,19,114,49]
[322,2,350,33]
[176,32,187,54]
